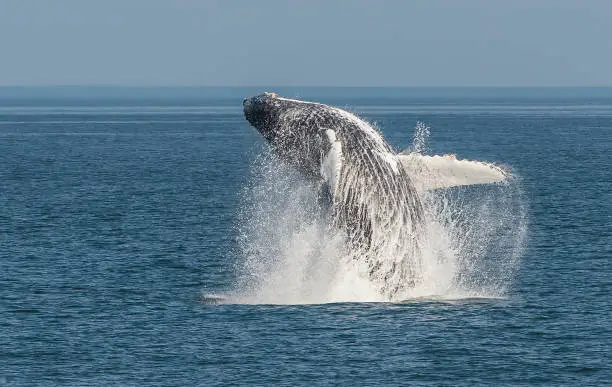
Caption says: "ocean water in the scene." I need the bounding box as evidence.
[0,87,610,385]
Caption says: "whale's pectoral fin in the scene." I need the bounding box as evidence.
[320,129,344,197]
[398,152,509,190]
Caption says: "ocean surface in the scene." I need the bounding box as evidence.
[0,87,610,385]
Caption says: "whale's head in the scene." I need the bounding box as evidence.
[243,92,330,178]
[243,92,296,142]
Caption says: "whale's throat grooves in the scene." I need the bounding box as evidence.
[328,110,425,295]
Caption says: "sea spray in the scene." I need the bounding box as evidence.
[228,122,527,304]
[411,121,430,154]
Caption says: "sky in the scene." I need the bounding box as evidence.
[1,0,611,87]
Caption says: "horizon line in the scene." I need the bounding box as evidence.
[1,85,612,89]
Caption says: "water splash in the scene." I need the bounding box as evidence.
[406,172,527,300]
[411,121,430,154]
[223,123,527,304]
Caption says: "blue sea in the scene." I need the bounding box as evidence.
[1,87,610,386]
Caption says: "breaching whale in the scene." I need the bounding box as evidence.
[243,92,507,298]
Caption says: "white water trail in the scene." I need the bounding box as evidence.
[223,123,527,304]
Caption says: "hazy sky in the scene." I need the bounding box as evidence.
[1,0,611,86]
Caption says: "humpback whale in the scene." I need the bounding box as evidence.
[243,92,507,298]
